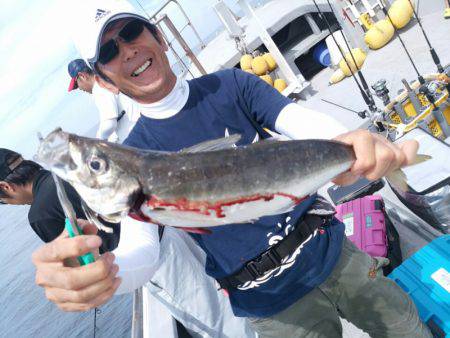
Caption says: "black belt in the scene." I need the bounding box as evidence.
[217,214,330,290]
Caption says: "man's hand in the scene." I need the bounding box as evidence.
[333,130,419,186]
[32,221,121,312]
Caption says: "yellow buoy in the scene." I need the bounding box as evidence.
[329,68,346,85]
[364,20,394,50]
[388,0,413,29]
[396,0,414,16]
[252,56,269,75]
[260,74,274,86]
[240,54,253,71]
[274,78,287,92]
[262,53,277,71]
[375,19,394,37]
[338,48,366,76]
[244,68,255,75]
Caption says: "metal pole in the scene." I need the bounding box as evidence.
[328,0,367,51]
[155,22,194,78]
[157,14,207,76]
[149,0,206,48]
[131,288,144,338]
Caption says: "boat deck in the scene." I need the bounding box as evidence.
[304,1,450,131]
[313,5,450,336]
[194,0,334,74]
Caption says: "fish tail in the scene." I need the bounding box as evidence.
[386,169,408,192]
[413,154,432,164]
[386,154,432,191]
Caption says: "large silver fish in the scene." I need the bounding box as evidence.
[35,128,393,230]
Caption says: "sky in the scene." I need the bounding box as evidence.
[0,0,264,158]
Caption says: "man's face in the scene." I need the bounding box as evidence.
[96,19,176,103]
[76,72,94,93]
[0,182,30,205]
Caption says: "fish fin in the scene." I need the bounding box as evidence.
[180,134,241,153]
[386,169,408,192]
[81,200,114,233]
[260,137,279,143]
[386,155,431,192]
[411,154,432,165]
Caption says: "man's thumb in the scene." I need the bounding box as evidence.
[77,219,99,235]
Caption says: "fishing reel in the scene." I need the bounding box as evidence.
[372,79,391,106]
[371,76,450,141]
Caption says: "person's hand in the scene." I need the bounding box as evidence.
[333,130,419,186]
[32,220,121,312]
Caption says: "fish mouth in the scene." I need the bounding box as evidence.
[35,128,76,174]
[131,59,152,77]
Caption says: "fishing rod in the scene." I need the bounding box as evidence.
[321,98,368,118]
[405,0,450,95]
[380,0,426,85]
[406,0,444,73]
[93,308,100,338]
[311,0,377,115]
[380,0,443,109]
[325,0,376,110]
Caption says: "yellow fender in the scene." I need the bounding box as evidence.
[338,48,366,76]
[329,68,347,85]
[388,0,414,29]
[259,74,274,86]
[240,54,253,71]
[364,19,394,49]
[252,56,269,76]
[274,78,287,92]
[262,53,277,71]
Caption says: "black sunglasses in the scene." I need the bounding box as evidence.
[98,19,145,65]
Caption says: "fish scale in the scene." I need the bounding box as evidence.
[140,140,354,202]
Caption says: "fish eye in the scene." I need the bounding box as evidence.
[90,160,101,171]
[88,156,107,173]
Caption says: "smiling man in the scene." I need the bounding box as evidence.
[31,1,432,337]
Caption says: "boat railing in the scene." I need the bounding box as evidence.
[149,0,205,49]
[138,0,207,78]
[153,14,207,78]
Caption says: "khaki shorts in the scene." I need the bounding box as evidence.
[248,237,432,338]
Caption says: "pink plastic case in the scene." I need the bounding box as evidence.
[335,195,388,257]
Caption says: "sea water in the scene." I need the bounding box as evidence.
[0,204,132,338]
[0,1,271,336]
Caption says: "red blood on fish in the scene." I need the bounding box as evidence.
[146,193,308,218]
[128,209,211,234]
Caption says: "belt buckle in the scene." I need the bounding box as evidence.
[246,260,261,279]
[245,249,281,279]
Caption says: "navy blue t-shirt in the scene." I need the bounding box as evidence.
[125,69,344,317]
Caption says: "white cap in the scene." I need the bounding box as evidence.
[70,0,149,66]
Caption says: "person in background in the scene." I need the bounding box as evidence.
[67,59,140,143]
[0,148,119,252]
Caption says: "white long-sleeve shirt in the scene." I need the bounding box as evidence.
[92,83,141,143]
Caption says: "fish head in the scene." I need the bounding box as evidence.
[36,128,143,223]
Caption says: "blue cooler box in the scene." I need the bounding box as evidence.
[388,235,450,337]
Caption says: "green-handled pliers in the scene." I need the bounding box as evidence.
[52,173,95,266]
